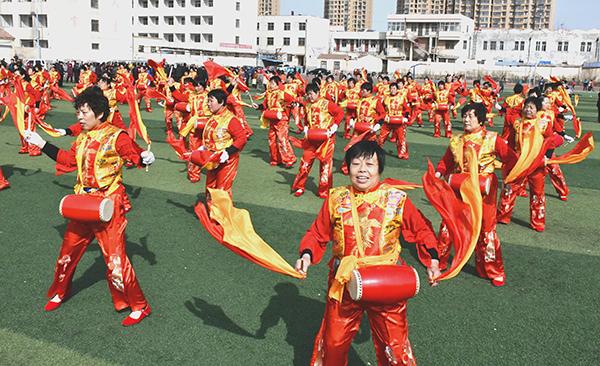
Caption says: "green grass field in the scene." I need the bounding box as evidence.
[1,88,599,365]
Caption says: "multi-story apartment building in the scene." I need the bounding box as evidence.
[396,0,556,30]
[324,0,372,31]
[257,15,329,68]
[132,0,257,65]
[0,0,131,61]
[257,0,279,16]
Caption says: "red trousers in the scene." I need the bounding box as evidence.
[378,124,409,159]
[433,110,451,138]
[136,87,152,111]
[292,138,335,196]
[497,167,546,231]
[409,106,423,126]
[47,191,148,312]
[232,105,254,137]
[344,108,357,138]
[19,113,41,156]
[0,167,9,189]
[165,107,176,135]
[439,175,505,281]
[288,105,301,131]
[205,154,240,197]
[311,284,416,366]
[268,119,296,166]
[547,163,569,199]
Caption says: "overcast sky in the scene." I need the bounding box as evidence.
[280,0,599,31]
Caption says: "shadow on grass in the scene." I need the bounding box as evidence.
[248,148,271,164]
[4,164,42,178]
[184,297,256,338]
[255,282,368,366]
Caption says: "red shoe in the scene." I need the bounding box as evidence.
[283,163,294,169]
[0,179,9,190]
[293,189,304,197]
[318,192,328,199]
[44,292,68,312]
[269,162,278,166]
[18,146,28,154]
[146,108,153,113]
[559,195,568,201]
[491,278,505,287]
[497,219,510,225]
[122,306,151,327]
[398,155,409,160]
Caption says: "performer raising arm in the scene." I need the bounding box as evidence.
[23,87,155,326]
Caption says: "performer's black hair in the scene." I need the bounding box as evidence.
[345,141,385,174]
[74,86,110,122]
[305,82,320,95]
[326,74,334,82]
[347,77,356,84]
[360,82,373,92]
[389,82,399,89]
[462,102,487,125]
[524,96,542,111]
[514,83,523,94]
[270,75,281,85]
[208,88,227,105]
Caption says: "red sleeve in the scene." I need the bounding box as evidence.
[67,121,83,136]
[115,132,145,167]
[175,101,189,113]
[55,142,78,175]
[171,89,189,102]
[495,136,517,173]
[227,117,248,151]
[401,197,438,266]
[298,198,332,265]
[283,92,295,104]
[374,99,386,121]
[327,100,344,125]
[115,89,127,103]
[436,147,455,176]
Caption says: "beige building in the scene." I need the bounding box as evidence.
[396,0,556,30]
[324,0,372,31]
[258,0,279,16]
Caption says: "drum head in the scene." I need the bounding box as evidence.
[411,266,421,296]
[347,269,362,301]
[482,176,491,196]
[99,198,114,222]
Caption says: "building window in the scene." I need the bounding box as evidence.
[580,42,586,52]
[175,33,185,42]
[0,14,12,27]
[191,16,201,25]
[236,1,240,11]
[204,0,213,6]
[164,33,174,42]
[164,0,174,7]
[535,41,540,51]
[320,61,327,68]
[91,19,99,32]
[19,14,32,28]
[334,61,340,70]
[203,16,213,25]
[138,45,144,53]
[235,19,240,28]
[563,42,569,52]
[541,41,546,51]
[139,16,148,25]
[139,0,148,8]
[40,40,48,48]
[20,39,34,47]
[287,54,293,62]
[191,33,201,42]
[256,37,259,45]
[513,41,519,50]
[164,16,174,25]
[284,22,290,31]
[490,41,496,50]
[267,22,274,31]
[267,37,274,46]
[203,33,213,43]
[520,41,525,51]
[92,43,99,50]
[150,16,158,25]
[256,22,259,30]
[283,37,290,46]
[176,0,185,6]
[299,22,306,31]
[499,41,504,50]
[235,35,239,44]
[483,41,488,50]
[192,0,201,6]
[298,37,305,46]
[587,41,592,52]
[91,0,98,9]
[463,40,467,50]
[176,16,185,25]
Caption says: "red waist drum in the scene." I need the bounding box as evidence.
[354,121,371,134]
[436,104,449,111]
[388,116,405,125]
[263,109,283,120]
[59,194,114,223]
[447,173,492,195]
[307,128,328,144]
[348,265,420,304]
[189,149,220,170]
[195,117,208,130]
[346,102,357,110]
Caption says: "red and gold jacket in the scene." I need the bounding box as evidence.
[261,88,295,119]
[299,182,439,268]
[135,72,154,90]
[356,95,386,125]
[304,97,344,129]
[384,90,409,118]
[202,107,247,153]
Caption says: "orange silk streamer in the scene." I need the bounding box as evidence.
[548,132,595,165]
[422,148,482,281]
[196,188,305,279]
[505,122,544,183]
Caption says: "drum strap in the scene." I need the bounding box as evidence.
[348,190,365,258]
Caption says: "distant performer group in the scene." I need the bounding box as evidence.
[1,57,593,365]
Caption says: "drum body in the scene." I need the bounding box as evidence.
[195,117,208,130]
[307,128,328,144]
[263,109,283,121]
[189,150,220,170]
[388,116,405,125]
[59,194,114,223]
[347,265,420,304]
[354,122,371,134]
[447,173,492,195]
[346,102,357,110]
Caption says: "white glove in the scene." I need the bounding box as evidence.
[303,126,308,138]
[564,115,573,121]
[141,150,155,165]
[23,130,46,148]
[558,107,565,113]
[327,124,338,137]
[198,145,207,151]
[56,128,67,136]
[219,150,229,163]
[371,123,381,133]
[564,134,575,144]
[402,117,409,123]
[349,118,355,128]
[495,102,502,110]
[434,171,443,179]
